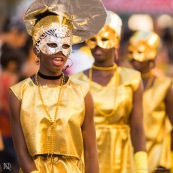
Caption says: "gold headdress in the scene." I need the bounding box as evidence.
[24,0,107,45]
[85,11,122,49]
[105,11,122,40]
[128,31,161,61]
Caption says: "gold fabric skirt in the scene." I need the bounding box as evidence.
[96,125,134,173]
[19,155,84,173]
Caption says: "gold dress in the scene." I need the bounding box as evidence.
[143,76,172,172]
[10,77,89,173]
[73,67,141,173]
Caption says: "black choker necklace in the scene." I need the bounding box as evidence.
[38,71,62,80]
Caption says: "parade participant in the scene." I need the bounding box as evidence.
[73,11,148,173]
[128,30,173,173]
[8,0,106,172]
[0,47,24,173]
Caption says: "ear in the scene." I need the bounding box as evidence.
[33,46,40,57]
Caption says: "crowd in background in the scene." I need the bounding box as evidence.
[0,1,38,172]
[0,0,173,172]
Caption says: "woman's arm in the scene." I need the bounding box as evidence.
[165,83,173,126]
[82,91,99,173]
[165,83,173,153]
[130,81,148,173]
[130,81,146,152]
[9,90,37,173]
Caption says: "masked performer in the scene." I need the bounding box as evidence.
[128,30,173,173]
[8,0,107,172]
[73,11,148,173]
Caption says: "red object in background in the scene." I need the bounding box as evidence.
[102,0,173,14]
[0,74,16,137]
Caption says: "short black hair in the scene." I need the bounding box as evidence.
[2,17,26,33]
[1,45,25,71]
[35,10,57,24]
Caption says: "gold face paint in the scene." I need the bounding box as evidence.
[128,31,160,62]
[86,25,120,49]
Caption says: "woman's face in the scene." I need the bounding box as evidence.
[36,25,72,57]
[39,50,68,73]
[128,42,155,72]
[90,46,115,63]
[34,25,72,73]
[130,59,150,72]
[86,26,117,63]
[86,25,119,49]
[38,25,72,57]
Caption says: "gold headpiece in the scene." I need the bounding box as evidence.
[85,11,122,49]
[128,31,161,61]
[24,0,107,45]
[105,11,122,38]
[32,15,73,45]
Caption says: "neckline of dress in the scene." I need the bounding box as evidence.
[29,76,70,88]
[83,70,118,88]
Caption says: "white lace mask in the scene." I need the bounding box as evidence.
[36,25,72,57]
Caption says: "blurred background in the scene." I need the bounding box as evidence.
[0,0,173,172]
[0,0,173,76]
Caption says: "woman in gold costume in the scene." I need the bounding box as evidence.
[73,11,148,173]
[128,30,173,173]
[8,0,107,172]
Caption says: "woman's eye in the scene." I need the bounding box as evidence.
[47,43,57,48]
[62,44,70,49]
[101,38,108,41]
[90,38,96,42]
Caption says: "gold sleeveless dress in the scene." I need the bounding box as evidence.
[143,76,172,172]
[10,77,89,173]
[73,67,141,173]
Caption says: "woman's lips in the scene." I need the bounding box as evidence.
[52,57,64,66]
[94,49,104,56]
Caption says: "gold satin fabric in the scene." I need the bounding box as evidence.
[24,0,107,45]
[143,76,172,172]
[10,77,89,172]
[73,67,141,173]
[19,155,84,173]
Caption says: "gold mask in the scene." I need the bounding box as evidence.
[86,25,120,49]
[128,31,161,62]
[85,10,122,49]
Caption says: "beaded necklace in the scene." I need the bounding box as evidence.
[35,73,64,157]
[92,64,117,71]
